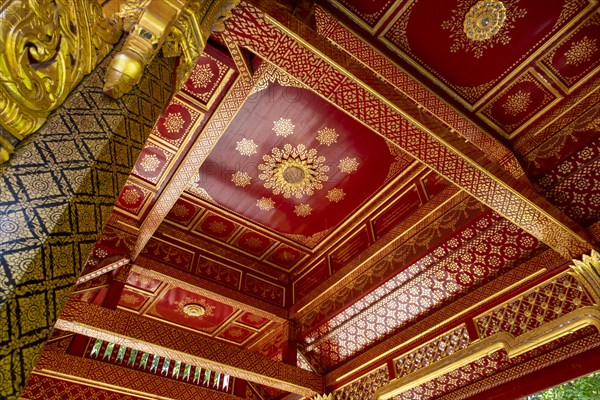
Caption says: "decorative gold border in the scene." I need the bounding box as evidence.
[368,183,422,235]
[378,0,596,110]
[327,0,405,34]
[373,307,600,399]
[476,68,564,138]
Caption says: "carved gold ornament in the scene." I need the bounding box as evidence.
[463,0,507,41]
[104,0,239,98]
[0,0,121,163]
[258,144,329,199]
[182,304,207,317]
[175,297,215,319]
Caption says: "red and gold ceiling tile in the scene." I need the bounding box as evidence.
[117,288,150,312]
[420,171,452,200]
[329,226,372,274]
[132,141,175,185]
[194,256,242,290]
[234,230,274,257]
[371,184,422,240]
[126,271,162,294]
[152,97,204,149]
[217,323,255,344]
[195,211,239,241]
[478,69,562,137]
[538,11,600,93]
[181,46,235,110]
[243,274,285,307]
[265,244,307,270]
[380,0,591,107]
[235,311,270,329]
[115,180,154,217]
[326,0,404,33]
[145,287,238,334]
[141,238,195,272]
[165,198,203,227]
[196,79,406,249]
[293,258,330,303]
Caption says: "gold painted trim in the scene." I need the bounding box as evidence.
[476,68,565,138]
[373,307,600,399]
[332,268,546,383]
[327,0,404,35]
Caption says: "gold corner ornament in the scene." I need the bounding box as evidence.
[0,0,122,163]
[103,0,240,99]
[570,249,600,304]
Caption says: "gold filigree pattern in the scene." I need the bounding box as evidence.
[564,36,598,66]
[245,237,263,249]
[272,118,295,137]
[334,365,389,400]
[190,63,214,89]
[174,297,215,319]
[163,112,185,133]
[503,90,532,116]
[294,204,312,217]
[326,188,345,202]
[442,0,527,58]
[258,144,329,199]
[338,157,359,173]
[316,127,338,146]
[120,293,141,306]
[140,154,161,172]
[236,138,258,156]
[231,171,252,187]
[208,221,227,234]
[256,197,275,211]
[170,204,190,218]
[463,0,506,41]
[122,188,141,205]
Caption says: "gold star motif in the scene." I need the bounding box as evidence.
[163,112,185,133]
[256,197,275,211]
[503,90,532,116]
[236,138,258,156]
[140,154,161,172]
[231,171,252,187]
[121,188,140,205]
[326,188,345,203]
[316,127,338,146]
[338,157,359,174]
[294,203,312,217]
[272,118,295,137]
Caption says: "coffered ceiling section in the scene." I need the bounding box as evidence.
[323,0,598,139]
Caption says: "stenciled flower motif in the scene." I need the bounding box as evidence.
[208,220,227,234]
[121,188,140,205]
[326,188,346,202]
[338,157,359,173]
[244,237,263,249]
[231,171,252,187]
[272,117,295,137]
[170,203,190,218]
[140,154,161,172]
[564,36,598,67]
[236,138,258,156]
[163,112,185,133]
[190,63,214,89]
[256,197,275,211]
[316,127,338,146]
[294,203,312,217]
[503,90,531,116]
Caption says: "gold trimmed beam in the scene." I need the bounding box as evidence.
[372,308,600,399]
[32,354,240,400]
[0,0,121,162]
[56,301,323,397]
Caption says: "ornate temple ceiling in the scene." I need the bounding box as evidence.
[21,0,600,399]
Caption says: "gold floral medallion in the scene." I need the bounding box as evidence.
[463,0,507,41]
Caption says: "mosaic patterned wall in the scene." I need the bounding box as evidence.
[0,50,175,398]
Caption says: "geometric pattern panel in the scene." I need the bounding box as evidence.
[333,364,390,400]
[0,52,174,399]
[21,373,143,400]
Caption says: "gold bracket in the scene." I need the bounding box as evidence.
[103,0,240,99]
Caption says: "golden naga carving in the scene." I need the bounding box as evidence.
[103,0,240,99]
[0,0,122,163]
[570,249,600,304]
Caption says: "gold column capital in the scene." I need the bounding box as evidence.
[570,249,600,304]
[103,0,240,99]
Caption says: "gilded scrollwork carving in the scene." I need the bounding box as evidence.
[0,0,122,163]
[570,249,600,304]
[103,0,240,99]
